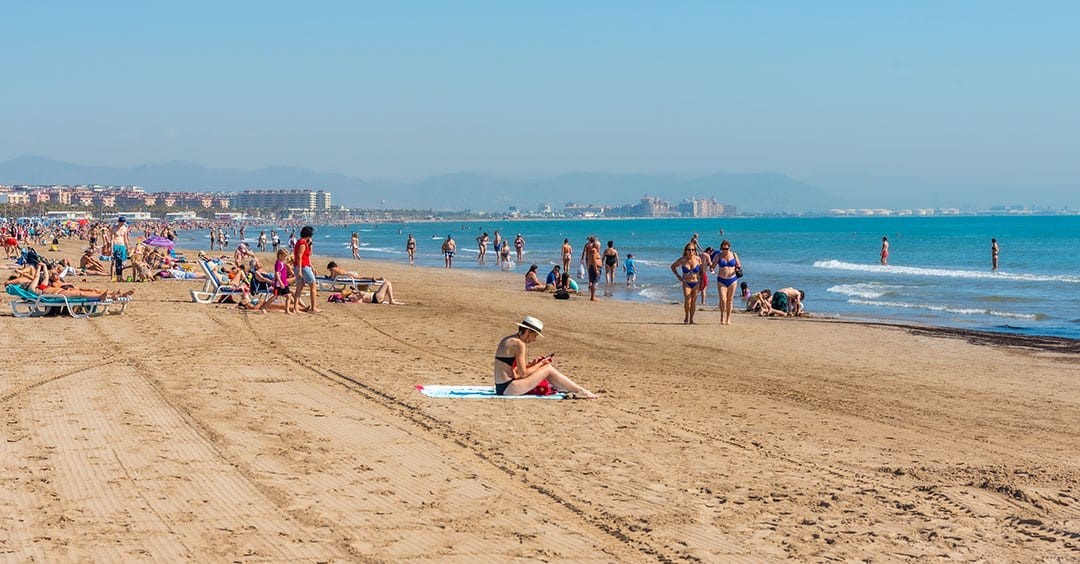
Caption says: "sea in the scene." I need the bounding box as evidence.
[183,215,1080,340]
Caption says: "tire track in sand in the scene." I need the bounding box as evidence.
[302,311,1079,559]
[232,312,672,562]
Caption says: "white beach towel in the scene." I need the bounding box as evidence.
[415,385,565,400]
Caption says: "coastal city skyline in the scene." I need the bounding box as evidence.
[3,3,1078,209]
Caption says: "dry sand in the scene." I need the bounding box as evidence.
[2,243,1078,561]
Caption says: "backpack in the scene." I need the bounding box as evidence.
[553,289,570,300]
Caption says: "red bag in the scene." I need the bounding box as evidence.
[525,378,558,396]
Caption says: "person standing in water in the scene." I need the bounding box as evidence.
[477,232,489,262]
[442,234,456,268]
[514,233,526,263]
[991,238,999,270]
[405,234,416,265]
[880,236,889,265]
[561,238,573,273]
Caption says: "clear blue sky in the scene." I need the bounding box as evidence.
[3,1,1077,198]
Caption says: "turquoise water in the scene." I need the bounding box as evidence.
[187,216,1080,339]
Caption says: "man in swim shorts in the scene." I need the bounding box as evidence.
[581,236,602,301]
[111,216,129,281]
[442,235,456,268]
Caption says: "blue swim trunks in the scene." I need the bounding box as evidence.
[112,244,128,262]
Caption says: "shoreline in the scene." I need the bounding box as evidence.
[312,244,1080,347]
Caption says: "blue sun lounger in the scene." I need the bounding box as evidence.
[6,284,129,318]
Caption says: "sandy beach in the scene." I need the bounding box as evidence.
[2,243,1078,562]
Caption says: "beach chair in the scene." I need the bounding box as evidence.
[190,259,249,304]
[6,284,128,318]
[316,275,384,293]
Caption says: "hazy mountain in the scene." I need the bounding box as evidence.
[805,172,1078,210]
[0,156,842,213]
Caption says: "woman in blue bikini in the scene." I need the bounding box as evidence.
[670,243,704,324]
[712,240,741,325]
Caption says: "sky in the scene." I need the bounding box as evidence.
[3,1,1078,202]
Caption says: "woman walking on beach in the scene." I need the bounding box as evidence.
[406,234,416,265]
[351,232,361,260]
[493,316,597,398]
[712,240,741,325]
[670,243,704,324]
[292,225,321,313]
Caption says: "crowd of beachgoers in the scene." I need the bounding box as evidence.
[3,216,815,324]
[432,228,808,325]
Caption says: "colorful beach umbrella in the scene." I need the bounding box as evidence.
[143,236,175,248]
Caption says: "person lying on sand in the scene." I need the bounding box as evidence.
[493,316,597,398]
[335,280,402,305]
[325,261,385,281]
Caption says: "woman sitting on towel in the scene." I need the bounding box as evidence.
[493,316,597,398]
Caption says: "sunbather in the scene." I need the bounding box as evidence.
[325,261,384,281]
[40,273,133,300]
[341,279,401,305]
[80,248,109,275]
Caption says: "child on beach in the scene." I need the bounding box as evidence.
[258,248,295,314]
[624,253,637,287]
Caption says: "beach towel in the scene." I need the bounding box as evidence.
[415,385,565,400]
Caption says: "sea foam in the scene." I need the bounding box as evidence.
[847,298,1040,320]
[814,260,1080,284]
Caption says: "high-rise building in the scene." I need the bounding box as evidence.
[232,189,332,210]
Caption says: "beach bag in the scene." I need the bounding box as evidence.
[327,292,346,303]
[525,378,558,396]
[554,289,570,300]
[577,263,586,280]
[735,266,744,278]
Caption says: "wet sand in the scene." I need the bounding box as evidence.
[2,243,1078,561]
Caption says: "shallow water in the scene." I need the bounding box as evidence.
[183,215,1080,339]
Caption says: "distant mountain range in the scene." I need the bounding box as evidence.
[0,156,845,213]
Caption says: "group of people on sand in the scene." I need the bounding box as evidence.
[668,233,807,325]
[670,236,743,325]
[524,264,580,295]
[4,249,136,302]
[193,225,400,314]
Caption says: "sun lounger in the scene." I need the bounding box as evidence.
[190,259,249,304]
[6,284,129,318]
[316,276,384,293]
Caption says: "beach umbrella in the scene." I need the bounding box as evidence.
[143,236,174,248]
